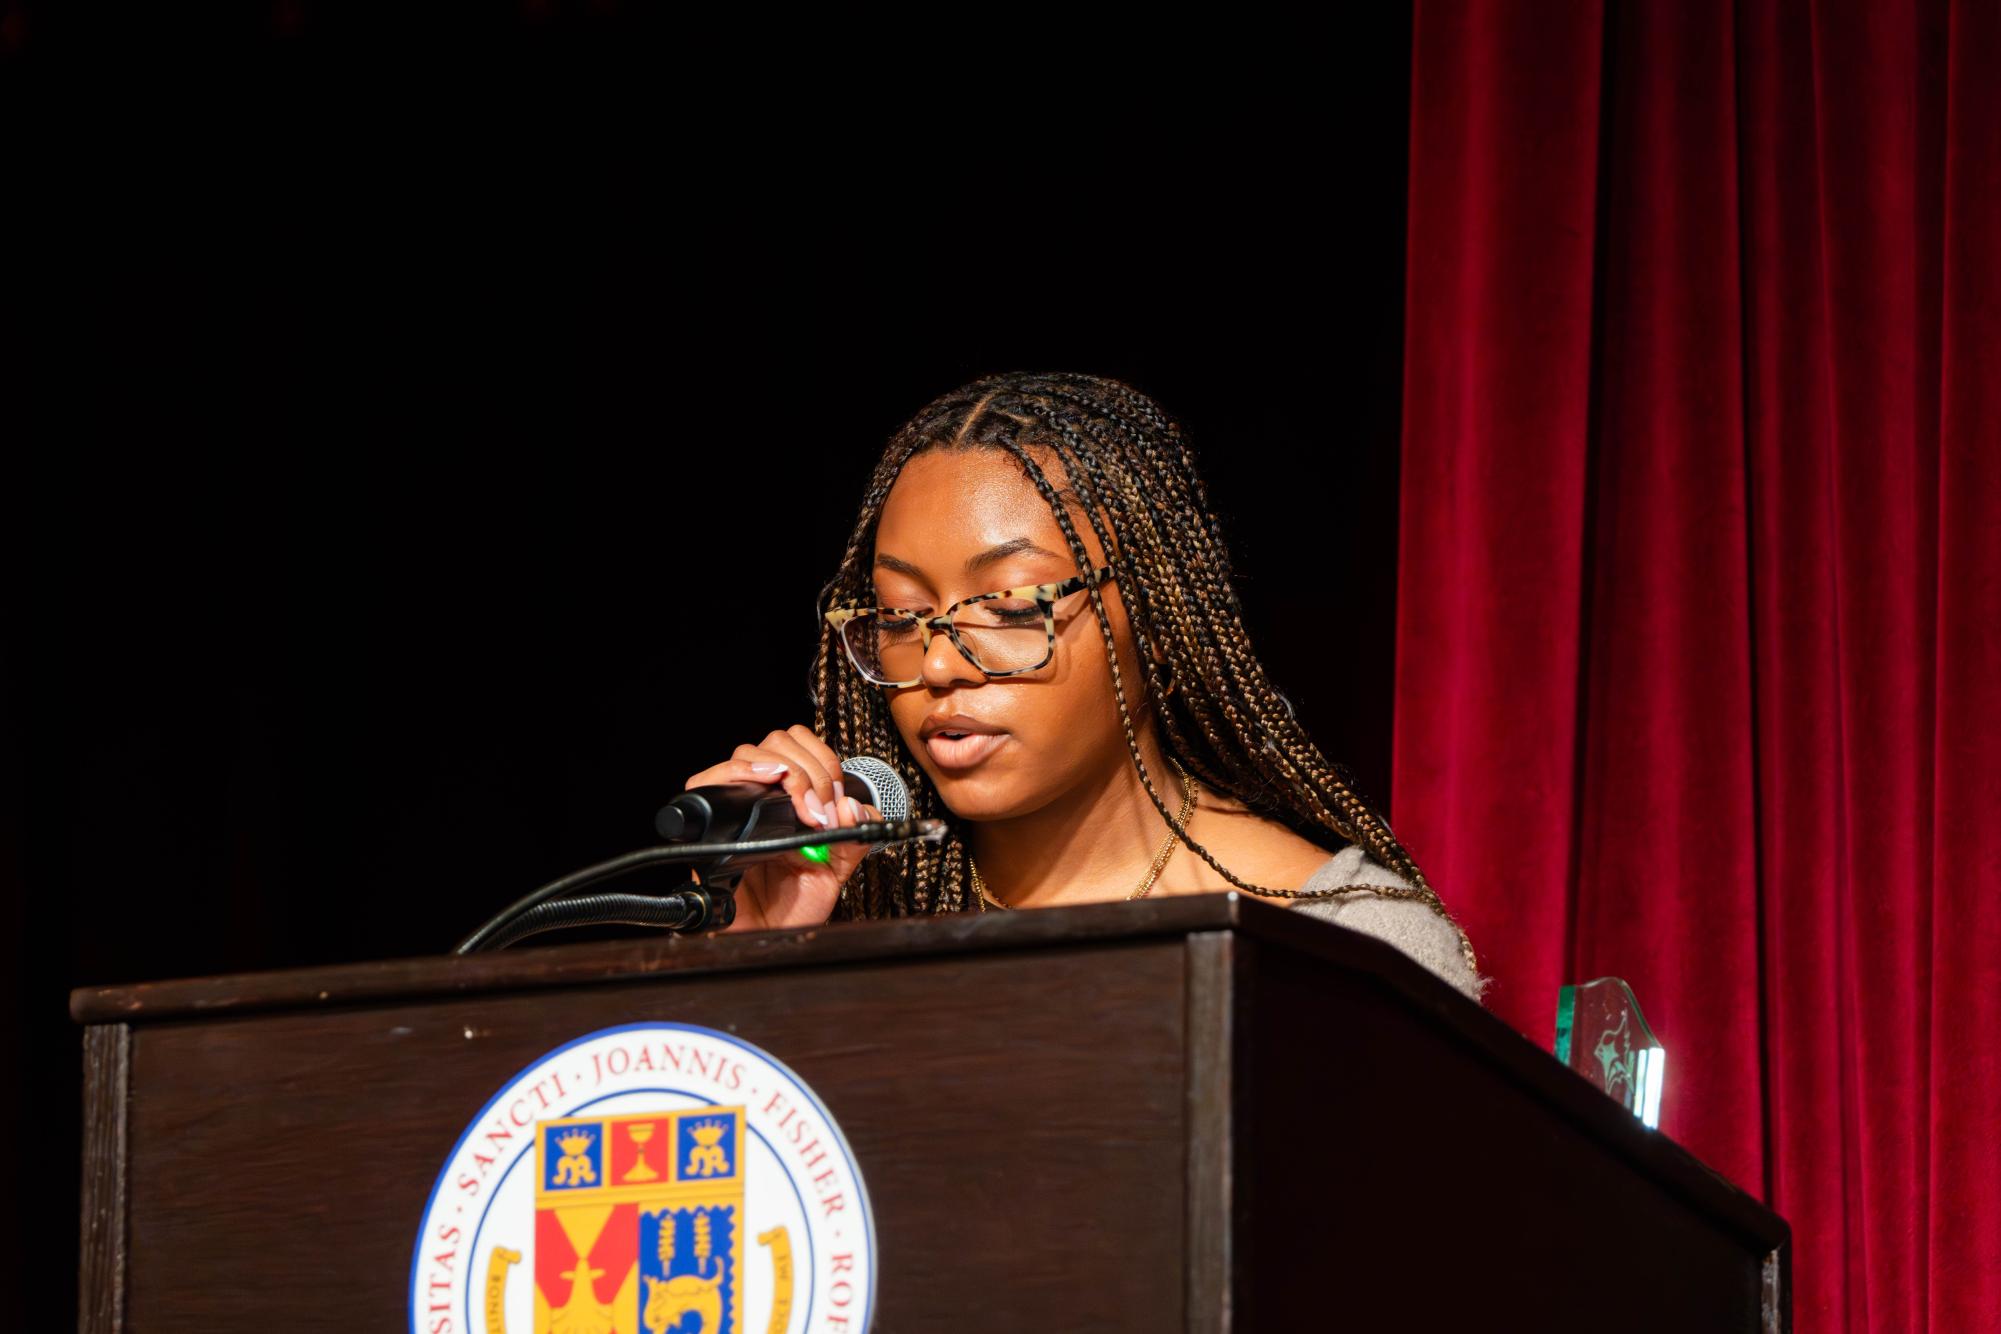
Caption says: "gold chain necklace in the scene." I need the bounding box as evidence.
[971,758,1197,911]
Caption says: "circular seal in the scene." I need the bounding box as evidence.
[410,1022,876,1334]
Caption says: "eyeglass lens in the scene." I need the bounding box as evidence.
[842,598,1049,681]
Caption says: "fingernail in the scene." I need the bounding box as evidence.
[845,798,863,822]
[805,790,832,827]
[749,762,789,774]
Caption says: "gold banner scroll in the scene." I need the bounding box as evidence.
[485,1246,522,1334]
[756,1227,794,1334]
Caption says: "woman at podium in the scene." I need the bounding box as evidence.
[683,371,1485,1003]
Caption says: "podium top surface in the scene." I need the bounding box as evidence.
[73,892,1308,1025]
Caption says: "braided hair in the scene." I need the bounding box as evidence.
[811,371,1476,970]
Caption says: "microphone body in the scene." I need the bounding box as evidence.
[654,755,909,855]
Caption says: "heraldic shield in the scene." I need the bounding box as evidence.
[534,1107,747,1334]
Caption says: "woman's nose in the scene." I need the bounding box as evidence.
[919,626,985,687]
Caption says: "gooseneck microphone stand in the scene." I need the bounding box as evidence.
[454,817,944,954]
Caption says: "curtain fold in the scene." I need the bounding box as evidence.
[1394,3,1999,1330]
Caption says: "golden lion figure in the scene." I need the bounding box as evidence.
[644,1208,728,1334]
[552,1131,599,1188]
[641,1272,724,1334]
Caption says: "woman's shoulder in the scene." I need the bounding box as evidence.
[1173,793,1486,1004]
[1285,846,1489,1005]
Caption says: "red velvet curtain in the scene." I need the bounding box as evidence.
[1393,2,1999,1329]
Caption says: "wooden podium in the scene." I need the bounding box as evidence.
[73,893,1788,1331]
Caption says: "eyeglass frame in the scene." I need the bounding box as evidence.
[824,560,1119,687]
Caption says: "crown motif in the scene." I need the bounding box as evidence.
[688,1120,728,1148]
[557,1130,596,1157]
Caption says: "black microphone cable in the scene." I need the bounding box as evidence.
[453,817,944,954]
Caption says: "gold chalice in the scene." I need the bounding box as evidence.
[622,1121,661,1182]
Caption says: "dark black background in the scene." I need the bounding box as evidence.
[4,5,1412,1323]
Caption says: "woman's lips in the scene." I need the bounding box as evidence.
[924,730,1009,770]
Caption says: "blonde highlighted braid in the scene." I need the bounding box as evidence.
[811,372,1476,973]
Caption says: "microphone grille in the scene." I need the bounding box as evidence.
[840,754,910,822]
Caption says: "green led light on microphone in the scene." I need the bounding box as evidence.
[799,843,833,864]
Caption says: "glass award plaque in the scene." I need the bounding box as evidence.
[1554,977,1665,1129]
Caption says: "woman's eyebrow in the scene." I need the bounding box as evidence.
[873,538,1063,580]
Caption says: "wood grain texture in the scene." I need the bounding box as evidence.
[78,1022,129,1334]
[69,886,1783,1264]
[1238,941,1771,1329]
[75,895,1789,1329]
[1183,931,1235,1334]
[119,941,1187,1331]
[1233,903,1791,1266]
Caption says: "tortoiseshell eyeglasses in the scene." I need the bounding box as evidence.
[825,562,1118,687]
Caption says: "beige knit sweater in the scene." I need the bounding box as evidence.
[1288,845,1488,1004]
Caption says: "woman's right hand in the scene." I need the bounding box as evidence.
[682,725,881,933]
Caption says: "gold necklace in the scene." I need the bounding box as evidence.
[971,758,1198,911]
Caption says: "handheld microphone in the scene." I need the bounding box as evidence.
[653,755,910,855]
[456,756,928,952]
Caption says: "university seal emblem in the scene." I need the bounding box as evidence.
[410,1023,876,1334]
